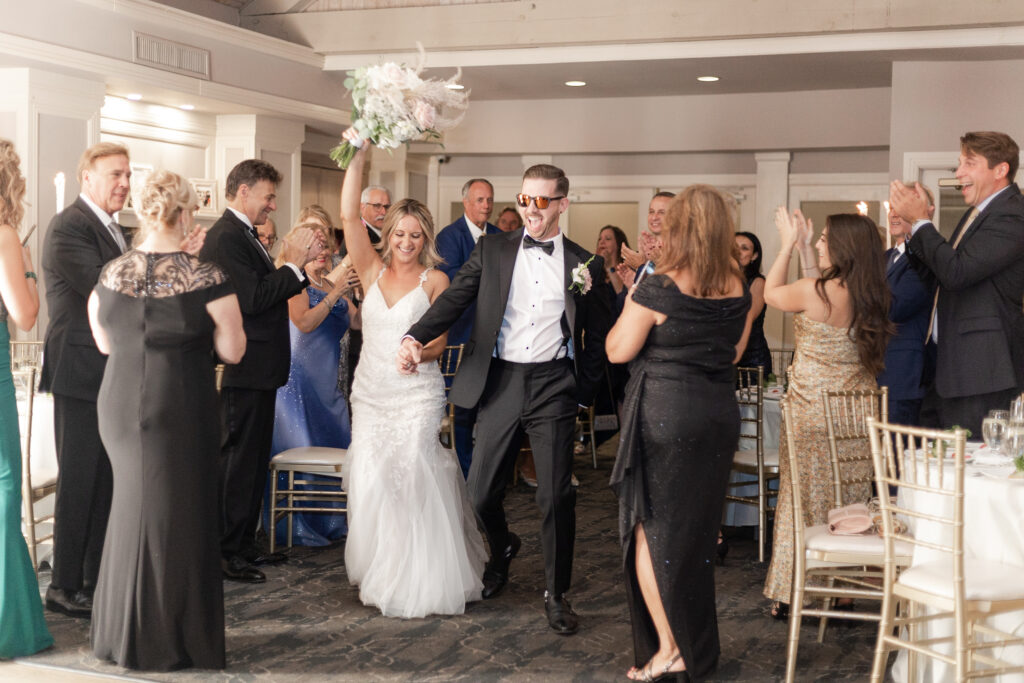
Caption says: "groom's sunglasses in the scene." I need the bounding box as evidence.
[516,193,565,209]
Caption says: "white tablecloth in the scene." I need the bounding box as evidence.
[892,454,1024,682]
[723,396,782,526]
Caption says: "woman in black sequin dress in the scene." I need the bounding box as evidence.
[609,185,751,681]
[87,171,245,670]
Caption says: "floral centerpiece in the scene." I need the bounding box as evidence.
[330,47,469,170]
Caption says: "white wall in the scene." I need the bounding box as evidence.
[889,60,1024,178]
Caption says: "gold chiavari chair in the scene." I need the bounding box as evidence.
[726,365,779,562]
[267,446,347,553]
[10,340,43,372]
[438,344,464,448]
[782,396,913,683]
[14,367,56,570]
[868,419,1024,682]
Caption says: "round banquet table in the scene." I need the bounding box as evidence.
[891,452,1024,682]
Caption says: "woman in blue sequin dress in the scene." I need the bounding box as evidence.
[267,222,357,546]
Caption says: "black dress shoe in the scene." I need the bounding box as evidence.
[240,546,287,566]
[544,592,579,635]
[481,532,521,599]
[222,555,266,583]
[45,586,92,618]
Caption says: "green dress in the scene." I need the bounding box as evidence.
[0,302,53,658]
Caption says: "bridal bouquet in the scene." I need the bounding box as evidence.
[330,49,469,170]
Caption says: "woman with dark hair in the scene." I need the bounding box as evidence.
[595,225,630,314]
[0,139,53,659]
[734,231,773,375]
[609,185,751,681]
[761,209,893,618]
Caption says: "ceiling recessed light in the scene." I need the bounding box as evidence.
[697,76,720,82]
[179,104,195,111]
[446,83,464,90]
[565,80,586,87]
[125,93,142,101]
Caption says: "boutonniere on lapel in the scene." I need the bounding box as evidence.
[569,255,595,295]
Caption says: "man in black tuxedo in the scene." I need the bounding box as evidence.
[40,142,132,617]
[199,160,322,583]
[399,164,613,635]
[891,131,1024,436]
[878,194,935,427]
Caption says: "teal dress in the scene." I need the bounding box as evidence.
[0,301,53,658]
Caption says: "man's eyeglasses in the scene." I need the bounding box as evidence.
[366,202,391,212]
[516,194,565,209]
[258,233,277,245]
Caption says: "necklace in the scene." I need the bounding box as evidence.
[307,271,325,289]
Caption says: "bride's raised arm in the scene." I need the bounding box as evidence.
[339,128,383,288]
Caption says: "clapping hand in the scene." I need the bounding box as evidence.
[774,207,811,249]
[281,227,324,268]
[397,337,422,375]
[639,231,662,262]
[614,262,636,287]
[326,262,361,297]
[889,180,931,225]
[620,243,645,270]
[180,225,207,256]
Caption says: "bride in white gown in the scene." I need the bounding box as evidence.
[339,130,486,618]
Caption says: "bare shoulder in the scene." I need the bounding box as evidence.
[425,267,450,296]
[0,223,18,244]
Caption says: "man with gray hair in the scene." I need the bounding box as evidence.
[359,185,391,245]
[435,178,500,477]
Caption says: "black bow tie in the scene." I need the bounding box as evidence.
[247,225,260,242]
[523,235,554,255]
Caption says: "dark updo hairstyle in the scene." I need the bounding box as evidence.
[814,214,895,377]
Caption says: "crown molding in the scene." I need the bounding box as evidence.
[0,31,349,128]
[324,25,1024,70]
[77,0,324,68]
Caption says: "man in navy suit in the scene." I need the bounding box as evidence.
[878,190,935,426]
[891,131,1024,436]
[435,178,500,477]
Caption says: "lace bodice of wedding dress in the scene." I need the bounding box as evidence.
[342,268,485,618]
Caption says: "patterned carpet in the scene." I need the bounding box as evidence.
[18,439,887,682]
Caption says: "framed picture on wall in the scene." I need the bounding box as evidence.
[127,163,153,210]
[190,179,218,215]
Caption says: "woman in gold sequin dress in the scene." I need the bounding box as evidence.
[761,208,893,618]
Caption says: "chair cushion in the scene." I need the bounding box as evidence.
[732,448,780,469]
[28,466,58,490]
[271,447,347,467]
[805,523,913,559]
[899,559,1024,602]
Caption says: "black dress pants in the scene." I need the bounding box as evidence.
[51,394,113,593]
[467,358,577,596]
[219,387,276,558]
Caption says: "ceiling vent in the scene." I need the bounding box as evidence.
[132,32,211,80]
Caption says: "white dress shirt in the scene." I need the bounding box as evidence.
[464,215,484,243]
[79,193,126,252]
[497,233,567,363]
[229,207,303,281]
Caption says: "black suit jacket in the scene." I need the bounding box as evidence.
[338,220,381,259]
[877,247,933,401]
[199,209,305,391]
[906,182,1024,398]
[40,197,126,401]
[407,229,613,408]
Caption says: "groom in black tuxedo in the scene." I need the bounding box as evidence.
[400,164,612,635]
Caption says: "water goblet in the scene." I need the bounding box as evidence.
[1005,422,1024,460]
[1012,396,1024,424]
[983,416,1008,455]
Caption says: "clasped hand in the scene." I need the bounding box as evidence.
[889,181,930,232]
[397,337,423,375]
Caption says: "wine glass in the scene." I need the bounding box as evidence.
[1005,422,1024,461]
[1012,396,1024,424]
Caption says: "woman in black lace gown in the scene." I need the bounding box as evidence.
[87,170,245,671]
[609,185,751,682]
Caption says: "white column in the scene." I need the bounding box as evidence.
[0,68,105,339]
[216,115,305,228]
[754,151,792,353]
